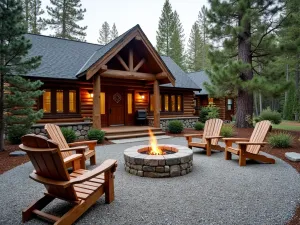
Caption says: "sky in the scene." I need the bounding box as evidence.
[41,0,209,46]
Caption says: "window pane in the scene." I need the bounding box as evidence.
[101,92,105,115]
[127,93,133,114]
[43,90,51,113]
[177,95,182,111]
[171,95,175,111]
[227,104,232,110]
[150,94,154,111]
[208,97,214,104]
[69,90,76,113]
[56,90,63,113]
[227,99,232,104]
[164,95,169,111]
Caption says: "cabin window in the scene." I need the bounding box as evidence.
[43,90,51,113]
[127,93,133,114]
[101,92,105,115]
[208,97,214,105]
[149,93,183,113]
[227,98,233,110]
[56,90,64,113]
[69,90,76,113]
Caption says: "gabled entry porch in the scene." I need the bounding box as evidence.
[78,25,175,129]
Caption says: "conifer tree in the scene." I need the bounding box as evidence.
[22,0,30,32]
[186,22,203,72]
[28,0,46,34]
[169,11,185,70]
[197,6,210,69]
[45,0,87,40]
[205,0,288,128]
[156,0,174,56]
[110,23,118,40]
[98,22,110,45]
[0,0,42,150]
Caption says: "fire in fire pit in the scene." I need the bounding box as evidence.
[146,129,176,155]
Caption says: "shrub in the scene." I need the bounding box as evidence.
[61,128,76,143]
[258,108,282,124]
[268,132,293,148]
[220,124,234,137]
[88,128,105,143]
[199,105,220,123]
[194,122,204,130]
[7,125,29,144]
[168,120,184,134]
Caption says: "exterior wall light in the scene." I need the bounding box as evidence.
[88,90,94,98]
[139,92,145,99]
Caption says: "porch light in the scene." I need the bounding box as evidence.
[139,92,145,99]
[88,90,94,98]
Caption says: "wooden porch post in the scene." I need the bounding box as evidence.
[153,79,160,128]
[93,74,101,129]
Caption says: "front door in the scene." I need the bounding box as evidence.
[108,90,125,126]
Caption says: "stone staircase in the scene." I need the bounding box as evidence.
[104,127,165,141]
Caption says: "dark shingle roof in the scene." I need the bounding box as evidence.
[187,71,210,95]
[160,56,200,90]
[24,25,200,90]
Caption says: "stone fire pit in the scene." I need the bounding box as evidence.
[124,144,193,178]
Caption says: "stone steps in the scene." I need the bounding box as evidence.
[105,131,166,141]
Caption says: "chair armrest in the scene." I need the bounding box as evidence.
[223,138,250,142]
[70,159,117,185]
[69,140,97,150]
[205,136,223,140]
[184,134,203,138]
[63,154,83,164]
[60,146,88,153]
[29,172,70,188]
[236,142,267,145]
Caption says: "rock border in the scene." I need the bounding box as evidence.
[124,144,193,178]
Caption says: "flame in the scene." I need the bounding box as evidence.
[148,129,163,155]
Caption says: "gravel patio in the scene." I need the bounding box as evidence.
[0,137,299,225]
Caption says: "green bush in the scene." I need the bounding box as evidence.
[268,132,293,148]
[258,108,282,124]
[87,128,105,143]
[194,122,204,130]
[199,105,220,123]
[61,128,76,143]
[168,120,184,134]
[7,125,29,144]
[220,124,235,137]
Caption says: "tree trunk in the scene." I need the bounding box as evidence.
[236,12,253,128]
[259,92,262,114]
[62,0,67,38]
[254,92,258,116]
[295,60,300,121]
[25,0,29,32]
[0,42,4,151]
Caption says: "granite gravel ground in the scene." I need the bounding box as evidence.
[0,137,299,225]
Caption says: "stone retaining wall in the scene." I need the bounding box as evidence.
[148,117,198,131]
[31,122,93,140]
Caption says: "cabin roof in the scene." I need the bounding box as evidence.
[24,25,199,90]
[187,71,210,95]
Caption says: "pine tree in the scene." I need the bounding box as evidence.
[110,23,118,40]
[197,6,210,69]
[98,22,110,45]
[205,0,288,128]
[45,0,87,40]
[29,0,46,34]
[0,0,42,150]
[186,22,203,72]
[156,0,174,56]
[169,11,185,70]
[22,0,30,32]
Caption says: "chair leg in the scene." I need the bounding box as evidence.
[206,139,212,156]
[225,150,232,160]
[90,155,96,165]
[239,154,246,166]
[22,195,55,222]
[104,169,115,204]
[80,158,86,169]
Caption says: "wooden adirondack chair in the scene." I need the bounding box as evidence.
[19,134,117,225]
[45,124,97,169]
[223,120,275,166]
[185,118,224,156]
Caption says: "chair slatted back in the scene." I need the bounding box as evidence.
[20,134,78,201]
[247,120,272,154]
[202,119,223,145]
[45,124,72,158]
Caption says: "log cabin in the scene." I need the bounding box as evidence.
[24,25,205,138]
[188,71,236,122]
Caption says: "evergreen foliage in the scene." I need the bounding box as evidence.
[0,0,42,150]
[258,108,282,125]
[220,124,234,137]
[168,120,184,134]
[98,21,110,45]
[205,0,289,128]
[28,0,46,34]
[186,22,203,72]
[110,23,118,40]
[194,121,204,130]
[169,11,185,70]
[87,128,105,143]
[199,105,220,122]
[156,0,174,56]
[44,0,87,40]
[268,132,293,148]
[61,128,76,143]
